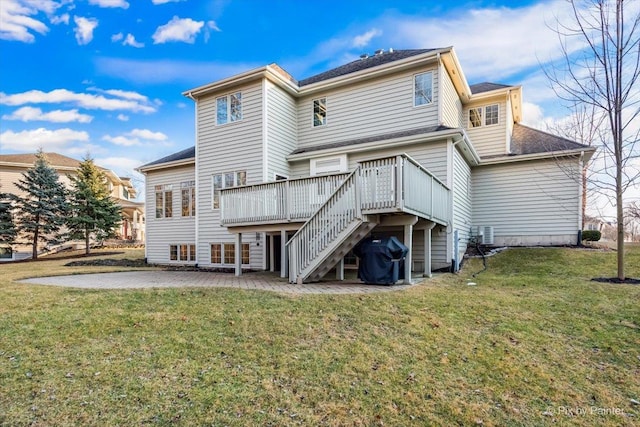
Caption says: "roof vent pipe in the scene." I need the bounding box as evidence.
[360,53,369,60]
[374,49,384,56]
[389,47,394,53]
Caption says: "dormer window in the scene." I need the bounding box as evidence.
[313,97,327,127]
[469,103,499,128]
[414,71,433,106]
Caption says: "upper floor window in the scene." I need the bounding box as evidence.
[469,104,499,128]
[313,97,327,127]
[212,170,247,209]
[155,184,172,218]
[181,180,196,217]
[216,92,242,125]
[122,187,129,200]
[414,71,433,106]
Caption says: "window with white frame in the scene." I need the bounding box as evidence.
[155,184,173,218]
[212,170,247,209]
[170,244,196,262]
[216,92,242,125]
[210,243,249,265]
[310,154,347,176]
[181,181,196,217]
[469,104,499,128]
[414,71,433,106]
[313,97,327,127]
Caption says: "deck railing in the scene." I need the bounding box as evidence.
[220,154,449,226]
[220,174,347,225]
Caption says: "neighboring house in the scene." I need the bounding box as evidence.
[138,47,595,283]
[0,152,145,261]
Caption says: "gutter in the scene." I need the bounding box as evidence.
[477,146,597,166]
[136,157,195,174]
[287,127,465,161]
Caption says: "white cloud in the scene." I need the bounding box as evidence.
[152,0,183,4]
[102,128,168,146]
[117,114,129,121]
[73,16,98,45]
[152,16,205,44]
[352,28,382,48]
[2,106,93,123]
[128,128,167,141]
[98,88,149,102]
[0,0,54,42]
[50,13,69,25]
[123,33,144,48]
[111,32,124,42]
[89,0,129,8]
[0,127,90,152]
[95,56,258,84]
[0,88,156,113]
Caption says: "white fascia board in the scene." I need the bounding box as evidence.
[468,85,522,103]
[478,147,597,166]
[287,128,463,161]
[183,66,270,99]
[136,158,195,174]
[456,129,481,166]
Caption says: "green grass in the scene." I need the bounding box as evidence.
[0,247,639,426]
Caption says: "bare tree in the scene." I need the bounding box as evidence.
[546,0,640,280]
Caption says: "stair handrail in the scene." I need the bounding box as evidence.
[286,166,362,283]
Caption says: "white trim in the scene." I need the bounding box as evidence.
[310,154,348,176]
[478,148,597,165]
[263,79,269,182]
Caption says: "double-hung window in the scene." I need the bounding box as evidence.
[216,92,242,125]
[212,170,247,209]
[181,180,196,217]
[414,71,433,106]
[155,184,173,218]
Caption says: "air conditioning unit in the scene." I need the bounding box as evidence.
[475,226,495,245]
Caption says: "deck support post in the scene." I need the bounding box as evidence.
[424,222,436,278]
[235,233,242,276]
[403,216,419,285]
[269,234,275,272]
[336,257,344,281]
[280,229,288,278]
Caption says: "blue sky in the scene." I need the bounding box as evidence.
[0,0,588,194]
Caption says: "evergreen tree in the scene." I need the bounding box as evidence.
[13,150,68,259]
[67,156,122,254]
[0,190,17,258]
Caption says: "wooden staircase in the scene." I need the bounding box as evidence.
[287,166,376,283]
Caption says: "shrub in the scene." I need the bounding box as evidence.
[582,230,601,241]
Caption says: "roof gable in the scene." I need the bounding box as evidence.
[139,146,195,169]
[510,123,590,155]
[0,152,82,168]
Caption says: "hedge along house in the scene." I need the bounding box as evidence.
[138,47,595,284]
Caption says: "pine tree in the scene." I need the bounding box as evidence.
[67,156,122,254]
[0,190,17,259]
[13,150,68,259]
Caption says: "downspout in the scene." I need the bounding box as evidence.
[437,52,443,125]
[186,91,199,267]
[578,150,585,245]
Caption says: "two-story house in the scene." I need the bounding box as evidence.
[138,47,595,283]
[0,152,145,261]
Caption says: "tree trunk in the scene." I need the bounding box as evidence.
[32,225,39,260]
[85,227,90,255]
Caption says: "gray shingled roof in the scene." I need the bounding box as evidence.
[510,123,589,155]
[140,146,195,168]
[291,125,455,155]
[470,82,512,94]
[298,49,438,86]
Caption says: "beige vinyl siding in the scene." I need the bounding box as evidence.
[472,158,581,246]
[297,65,440,150]
[440,64,462,128]
[465,99,508,158]
[144,165,196,264]
[196,81,264,268]
[452,148,472,262]
[266,81,297,179]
